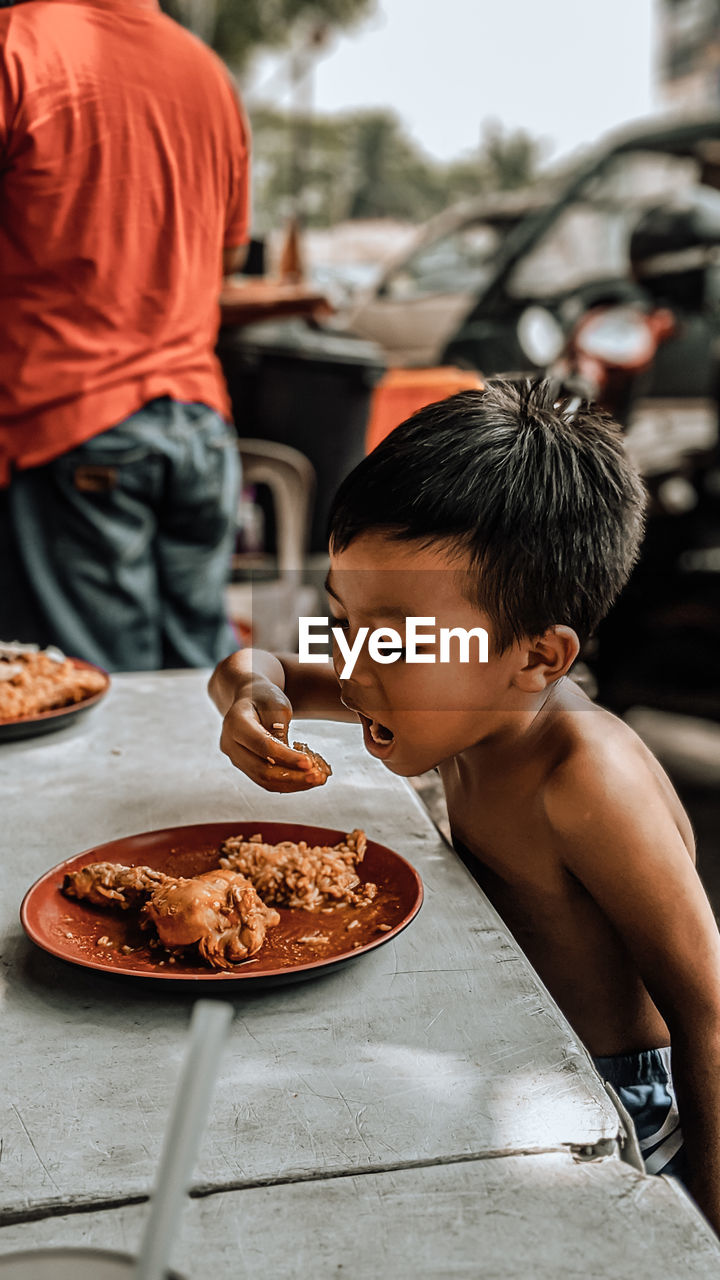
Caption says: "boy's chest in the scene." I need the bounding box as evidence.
[439,761,569,900]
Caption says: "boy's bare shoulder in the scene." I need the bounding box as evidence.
[540,681,694,859]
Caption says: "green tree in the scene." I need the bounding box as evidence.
[250,107,451,226]
[249,107,545,227]
[250,106,357,227]
[480,121,545,191]
[347,111,445,220]
[160,0,375,68]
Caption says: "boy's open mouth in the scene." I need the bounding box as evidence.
[358,712,395,758]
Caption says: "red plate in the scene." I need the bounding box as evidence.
[0,658,110,742]
[20,822,424,987]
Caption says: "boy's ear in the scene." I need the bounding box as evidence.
[512,626,580,692]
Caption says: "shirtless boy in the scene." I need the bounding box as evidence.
[209,380,720,1232]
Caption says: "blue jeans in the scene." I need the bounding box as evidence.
[1,399,240,670]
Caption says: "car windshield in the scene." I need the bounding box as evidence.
[507,149,703,298]
[383,220,508,300]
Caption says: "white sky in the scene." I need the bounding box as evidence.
[251,0,660,167]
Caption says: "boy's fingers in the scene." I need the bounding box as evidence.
[223,705,313,771]
[260,729,315,771]
[219,734,328,792]
[263,729,314,770]
[269,719,289,745]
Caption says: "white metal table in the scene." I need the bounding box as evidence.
[0,672,717,1274]
[1,1156,719,1278]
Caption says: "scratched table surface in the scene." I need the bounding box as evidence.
[2,1156,720,1278]
[0,670,627,1225]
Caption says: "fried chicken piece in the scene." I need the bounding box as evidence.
[143,869,280,970]
[62,861,280,970]
[63,861,170,908]
[219,828,376,910]
[292,741,332,782]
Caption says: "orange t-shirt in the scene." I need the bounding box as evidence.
[0,0,250,484]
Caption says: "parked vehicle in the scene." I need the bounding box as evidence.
[568,199,720,719]
[474,121,720,721]
[344,188,551,367]
[443,116,720,458]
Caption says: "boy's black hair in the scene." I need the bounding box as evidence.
[327,379,646,649]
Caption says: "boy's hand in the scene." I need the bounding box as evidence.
[219,674,329,793]
[209,647,351,790]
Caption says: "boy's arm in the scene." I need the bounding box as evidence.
[546,754,720,1234]
[209,649,352,719]
[208,649,355,791]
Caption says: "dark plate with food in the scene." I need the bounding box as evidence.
[0,644,110,742]
[20,822,424,988]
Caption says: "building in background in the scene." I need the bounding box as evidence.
[660,0,720,107]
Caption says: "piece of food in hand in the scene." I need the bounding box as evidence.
[63,861,170,908]
[62,861,280,970]
[270,722,331,780]
[219,828,376,910]
[142,869,280,970]
[292,741,332,781]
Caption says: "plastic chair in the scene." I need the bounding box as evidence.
[229,439,318,650]
[236,438,316,576]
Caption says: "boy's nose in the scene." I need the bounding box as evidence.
[339,678,385,718]
[335,649,376,687]
[339,677,367,705]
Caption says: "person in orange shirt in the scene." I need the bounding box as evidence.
[0,0,250,669]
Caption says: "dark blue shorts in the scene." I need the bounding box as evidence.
[593,1046,687,1179]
